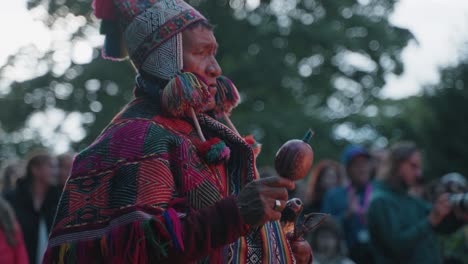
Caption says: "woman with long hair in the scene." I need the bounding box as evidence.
[0,197,29,264]
[304,160,346,213]
[4,151,60,264]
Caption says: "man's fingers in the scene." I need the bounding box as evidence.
[437,193,452,211]
[262,186,289,201]
[269,210,282,222]
[438,193,450,204]
[268,198,287,212]
[260,176,295,190]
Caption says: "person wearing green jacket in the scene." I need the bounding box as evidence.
[367,142,459,264]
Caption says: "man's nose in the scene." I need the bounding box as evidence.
[206,58,222,78]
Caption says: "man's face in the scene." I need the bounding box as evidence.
[399,151,422,187]
[348,155,371,188]
[182,25,222,112]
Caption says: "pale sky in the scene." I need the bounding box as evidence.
[0,0,467,98]
[0,1,51,65]
[382,0,468,98]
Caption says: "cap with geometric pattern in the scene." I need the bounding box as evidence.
[93,0,206,80]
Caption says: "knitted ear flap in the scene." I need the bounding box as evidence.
[214,76,262,157]
[92,0,117,20]
[214,76,240,135]
[92,0,128,60]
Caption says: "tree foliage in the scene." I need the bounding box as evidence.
[420,61,468,178]
[359,53,468,180]
[0,0,413,167]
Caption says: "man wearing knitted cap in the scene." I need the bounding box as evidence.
[322,145,374,263]
[43,0,312,263]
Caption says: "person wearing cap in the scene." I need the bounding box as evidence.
[367,142,466,264]
[321,144,374,264]
[42,0,312,263]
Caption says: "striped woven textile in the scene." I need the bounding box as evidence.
[43,94,294,263]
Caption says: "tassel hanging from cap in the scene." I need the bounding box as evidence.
[161,72,210,118]
[214,76,262,158]
[197,137,231,164]
[214,76,240,135]
[100,20,128,60]
[92,0,128,60]
[92,0,117,20]
[244,134,262,158]
[161,72,231,164]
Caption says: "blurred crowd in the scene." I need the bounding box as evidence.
[1,143,467,264]
[263,142,468,264]
[0,151,74,264]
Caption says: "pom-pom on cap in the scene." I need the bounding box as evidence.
[214,76,240,118]
[161,72,211,117]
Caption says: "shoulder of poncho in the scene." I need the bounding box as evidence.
[71,116,185,177]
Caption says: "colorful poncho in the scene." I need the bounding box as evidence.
[43,90,294,263]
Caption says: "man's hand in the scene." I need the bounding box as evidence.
[236,177,295,227]
[429,193,452,226]
[290,237,312,264]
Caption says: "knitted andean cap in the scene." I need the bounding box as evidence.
[93,0,232,162]
[93,0,206,80]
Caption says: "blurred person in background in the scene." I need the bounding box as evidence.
[307,217,355,264]
[56,152,74,189]
[4,151,60,264]
[1,160,24,194]
[424,178,448,204]
[408,177,426,198]
[437,172,468,264]
[0,197,29,264]
[367,142,466,264]
[304,160,346,213]
[369,148,388,181]
[322,144,374,263]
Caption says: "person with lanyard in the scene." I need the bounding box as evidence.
[42,0,312,263]
[322,144,374,264]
